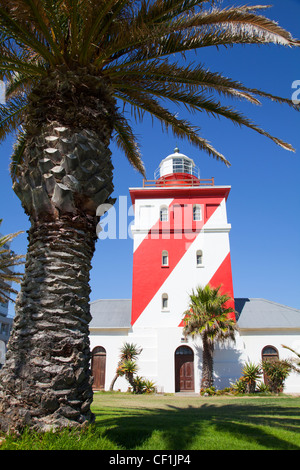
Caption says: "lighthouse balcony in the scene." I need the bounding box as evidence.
[143,175,215,188]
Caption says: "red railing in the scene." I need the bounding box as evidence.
[142,177,214,188]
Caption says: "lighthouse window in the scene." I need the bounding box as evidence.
[196,250,203,266]
[162,293,169,310]
[160,206,168,222]
[173,158,192,174]
[162,250,169,266]
[193,205,202,221]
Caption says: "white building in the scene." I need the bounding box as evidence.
[89,149,300,394]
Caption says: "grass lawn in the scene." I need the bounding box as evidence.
[1,392,300,450]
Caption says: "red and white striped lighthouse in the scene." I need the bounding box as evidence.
[130,147,235,330]
[89,147,300,395]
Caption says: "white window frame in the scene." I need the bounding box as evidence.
[193,204,202,221]
[196,249,204,267]
[162,293,169,311]
[160,206,168,222]
[162,250,169,267]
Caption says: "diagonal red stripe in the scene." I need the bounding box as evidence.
[178,252,235,327]
[131,196,223,325]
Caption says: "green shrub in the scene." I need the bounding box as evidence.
[132,376,156,394]
[143,380,156,394]
[256,382,271,394]
[231,377,247,394]
[200,386,216,396]
[261,359,292,393]
[242,361,262,393]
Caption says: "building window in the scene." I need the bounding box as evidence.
[162,250,169,266]
[193,204,202,221]
[262,346,279,362]
[196,250,203,266]
[162,293,168,310]
[160,206,168,222]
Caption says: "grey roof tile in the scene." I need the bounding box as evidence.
[89,299,132,329]
[235,298,300,329]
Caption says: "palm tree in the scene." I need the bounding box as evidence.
[0,219,25,304]
[183,284,237,389]
[109,342,142,391]
[0,1,299,433]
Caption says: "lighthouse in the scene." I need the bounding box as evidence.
[128,148,235,392]
[89,148,300,394]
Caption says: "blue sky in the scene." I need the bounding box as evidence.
[0,0,300,316]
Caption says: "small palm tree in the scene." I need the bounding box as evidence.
[0,219,25,304]
[109,342,142,391]
[241,361,262,393]
[183,284,237,389]
[121,359,139,390]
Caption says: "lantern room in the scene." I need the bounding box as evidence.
[154,147,200,186]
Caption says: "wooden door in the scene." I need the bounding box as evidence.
[175,346,194,392]
[91,346,106,390]
[261,345,279,388]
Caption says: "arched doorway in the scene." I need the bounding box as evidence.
[174,346,195,392]
[91,346,106,390]
[261,345,279,388]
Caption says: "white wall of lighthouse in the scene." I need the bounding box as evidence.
[125,149,236,392]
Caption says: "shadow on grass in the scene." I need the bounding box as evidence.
[93,402,300,450]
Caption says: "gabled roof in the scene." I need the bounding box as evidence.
[89,297,300,331]
[235,298,300,330]
[89,299,132,329]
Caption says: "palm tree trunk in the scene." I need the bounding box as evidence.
[0,119,115,433]
[109,373,119,391]
[201,333,214,389]
[0,216,97,433]
[126,372,136,392]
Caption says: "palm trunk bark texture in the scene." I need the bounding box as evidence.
[0,120,114,433]
[201,334,214,389]
[0,218,96,432]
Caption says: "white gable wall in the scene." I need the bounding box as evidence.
[239,329,300,393]
[89,325,300,393]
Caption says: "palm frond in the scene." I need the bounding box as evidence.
[5,72,33,100]
[113,111,145,176]
[0,226,25,303]
[0,1,298,174]
[172,6,299,46]
[10,128,27,181]
[115,88,230,165]
[79,0,129,64]
[103,2,299,68]
[118,59,299,110]
[0,96,27,143]
[0,229,24,249]
[115,80,295,153]
[21,0,65,62]
[0,4,57,65]
[108,60,261,105]
[183,284,236,340]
